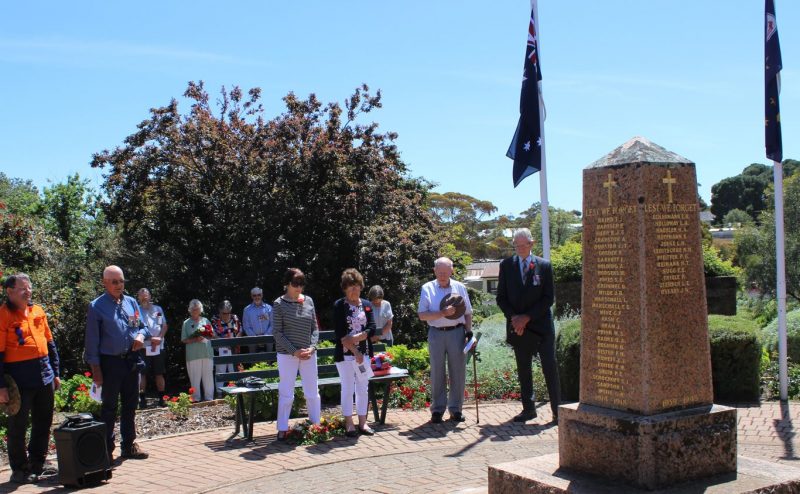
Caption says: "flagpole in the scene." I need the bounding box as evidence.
[773,159,788,400]
[532,0,551,259]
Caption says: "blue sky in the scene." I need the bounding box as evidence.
[1,1,797,217]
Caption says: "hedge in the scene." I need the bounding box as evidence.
[556,318,581,402]
[708,313,762,401]
[761,308,800,364]
[554,314,762,403]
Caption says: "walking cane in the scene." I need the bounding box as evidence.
[466,333,482,424]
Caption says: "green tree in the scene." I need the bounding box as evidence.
[427,192,497,258]
[710,161,799,224]
[722,208,754,228]
[735,173,800,302]
[91,82,443,347]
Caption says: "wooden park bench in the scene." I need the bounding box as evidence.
[210,331,408,441]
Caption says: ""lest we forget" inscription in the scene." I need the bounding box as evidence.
[580,138,713,416]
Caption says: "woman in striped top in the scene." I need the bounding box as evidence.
[273,268,321,440]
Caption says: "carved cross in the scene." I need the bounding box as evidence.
[603,173,617,206]
[662,170,677,204]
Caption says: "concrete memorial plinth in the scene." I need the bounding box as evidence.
[488,137,800,492]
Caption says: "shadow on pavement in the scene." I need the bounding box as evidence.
[777,400,799,461]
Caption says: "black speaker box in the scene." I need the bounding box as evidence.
[53,413,112,487]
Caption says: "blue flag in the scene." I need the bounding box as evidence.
[507,5,544,188]
[765,0,783,162]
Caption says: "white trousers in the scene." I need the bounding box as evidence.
[277,353,321,432]
[336,359,369,417]
[186,358,214,402]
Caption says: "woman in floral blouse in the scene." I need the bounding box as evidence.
[333,268,376,437]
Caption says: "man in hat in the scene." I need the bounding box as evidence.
[85,265,158,463]
[496,228,560,423]
[418,257,473,423]
[0,273,61,484]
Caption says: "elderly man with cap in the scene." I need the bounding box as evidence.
[85,265,158,463]
[242,286,273,353]
[418,257,473,424]
[0,273,61,484]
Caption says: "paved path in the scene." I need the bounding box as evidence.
[1,401,799,493]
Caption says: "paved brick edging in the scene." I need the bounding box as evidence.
[2,401,799,493]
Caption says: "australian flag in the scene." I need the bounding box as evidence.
[507,4,544,188]
[765,0,783,162]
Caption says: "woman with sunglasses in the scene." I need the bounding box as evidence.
[0,273,61,484]
[212,300,240,379]
[273,268,321,440]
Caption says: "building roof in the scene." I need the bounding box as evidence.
[465,261,500,280]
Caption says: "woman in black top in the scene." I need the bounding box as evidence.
[333,268,376,436]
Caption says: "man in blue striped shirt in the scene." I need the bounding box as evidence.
[85,265,158,463]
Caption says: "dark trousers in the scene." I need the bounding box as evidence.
[100,355,140,453]
[7,384,54,472]
[513,329,561,417]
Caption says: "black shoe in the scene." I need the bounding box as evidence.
[431,412,444,424]
[139,395,147,409]
[10,471,37,484]
[359,426,375,436]
[121,443,149,459]
[276,431,288,441]
[449,412,465,422]
[513,410,537,422]
[345,429,359,438]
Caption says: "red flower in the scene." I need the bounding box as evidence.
[171,397,179,402]
[364,305,372,313]
[162,395,169,401]
[529,261,535,271]
[188,387,196,395]
[84,371,92,377]
[425,401,431,407]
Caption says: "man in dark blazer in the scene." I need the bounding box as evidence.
[496,228,560,423]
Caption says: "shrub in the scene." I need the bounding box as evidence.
[703,244,739,278]
[762,360,800,400]
[556,318,581,402]
[389,344,430,377]
[54,372,101,416]
[761,308,800,365]
[389,375,431,410]
[163,390,194,419]
[551,241,582,283]
[708,313,762,401]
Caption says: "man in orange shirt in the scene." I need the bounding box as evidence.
[0,273,61,484]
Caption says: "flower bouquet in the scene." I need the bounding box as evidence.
[192,323,214,339]
[371,352,393,376]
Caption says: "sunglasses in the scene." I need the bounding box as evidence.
[14,327,24,346]
[290,281,305,288]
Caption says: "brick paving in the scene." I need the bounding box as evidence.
[1,401,799,493]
